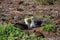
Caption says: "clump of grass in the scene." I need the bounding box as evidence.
[0,23,24,40]
[40,24,54,32]
[36,0,57,5]
[37,0,47,5]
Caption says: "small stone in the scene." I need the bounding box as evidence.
[17,8,24,11]
[18,1,24,5]
[0,6,2,8]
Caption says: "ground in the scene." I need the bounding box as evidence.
[0,0,60,39]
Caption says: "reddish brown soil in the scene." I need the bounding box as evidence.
[0,0,60,38]
[24,27,59,38]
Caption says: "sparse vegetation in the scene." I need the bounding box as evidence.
[0,23,23,40]
[0,23,43,40]
[36,0,58,5]
[40,24,54,31]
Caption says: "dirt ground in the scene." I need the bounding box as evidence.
[0,0,60,38]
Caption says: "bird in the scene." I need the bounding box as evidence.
[14,20,42,30]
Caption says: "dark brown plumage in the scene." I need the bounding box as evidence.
[14,22,28,30]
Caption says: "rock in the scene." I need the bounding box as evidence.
[0,6,2,8]
[18,1,24,5]
[17,8,24,11]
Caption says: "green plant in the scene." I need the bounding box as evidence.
[37,0,47,5]
[36,0,57,5]
[40,24,54,31]
[0,23,43,40]
[0,23,24,40]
